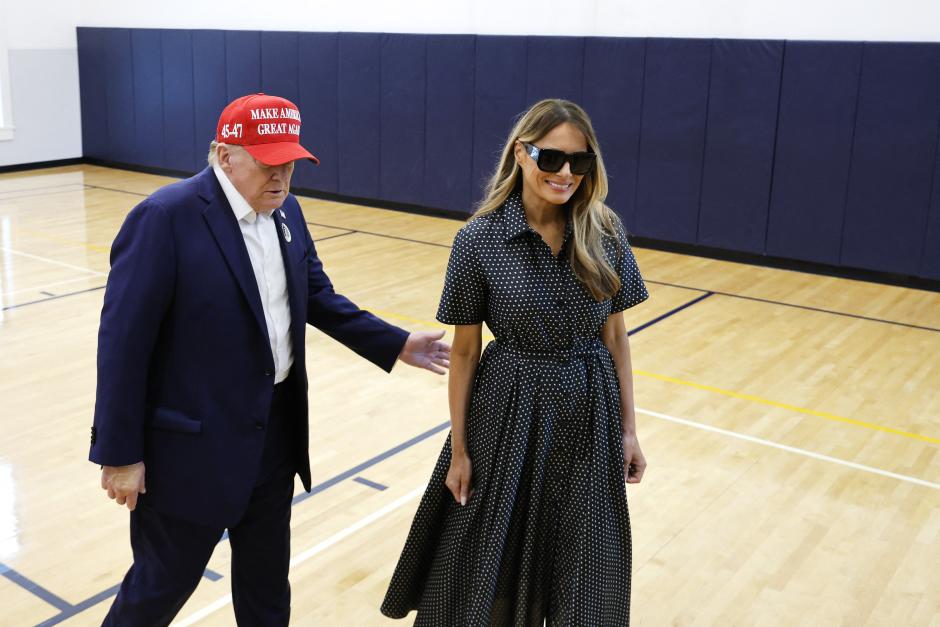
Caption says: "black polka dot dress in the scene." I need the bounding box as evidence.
[381,192,649,626]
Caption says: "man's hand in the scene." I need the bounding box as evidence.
[101,462,146,511]
[398,330,451,374]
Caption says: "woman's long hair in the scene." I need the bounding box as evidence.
[473,99,621,301]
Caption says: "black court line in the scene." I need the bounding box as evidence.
[83,184,149,198]
[314,230,357,243]
[39,291,56,297]
[2,285,106,311]
[306,221,452,249]
[644,279,940,333]
[628,292,716,336]
[353,476,389,491]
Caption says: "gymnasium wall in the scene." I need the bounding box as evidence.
[76,28,940,280]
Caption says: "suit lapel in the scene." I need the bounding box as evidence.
[272,209,305,347]
[200,176,268,339]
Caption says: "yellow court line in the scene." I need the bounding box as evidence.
[634,369,940,445]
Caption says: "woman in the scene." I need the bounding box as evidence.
[382,99,649,626]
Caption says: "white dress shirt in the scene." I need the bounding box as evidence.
[213,165,293,384]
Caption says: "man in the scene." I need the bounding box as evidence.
[90,93,450,626]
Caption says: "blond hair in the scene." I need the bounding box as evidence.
[473,99,621,301]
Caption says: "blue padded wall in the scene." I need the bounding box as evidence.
[634,38,712,244]
[424,35,475,213]
[225,31,261,102]
[698,40,783,253]
[526,36,584,105]
[131,30,164,170]
[582,38,646,232]
[337,33,381,199]
[76,28,109,159]
[103,29,136,166]
[261,32,299,105]
[920,137,940,279]
[76,28,940,280]
[295,32,339,193]
[161,30,196,173]
[192,30,226,170]
[841,43,940,275]
[380,34,426,206]
[766,42,862,265]
[472,36,527,203]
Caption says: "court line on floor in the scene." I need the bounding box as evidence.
[635,371,940,445]
[0,187,91,203]
[0,246,107,276]
[0,182,87,196]
[314,230,357,242]
[644,279,940,333]
[1,284,106,311]
[638,408,940,489]
[306,221,453,249]
[172,485,427,626]
[1,275,101,298]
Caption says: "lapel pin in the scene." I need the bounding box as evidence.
[279,209,285,219]
[281,222,292,243]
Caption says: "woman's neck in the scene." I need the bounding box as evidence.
[520,187,566,228]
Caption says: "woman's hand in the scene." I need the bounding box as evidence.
[445,450,473,506]
[623,434,646,484]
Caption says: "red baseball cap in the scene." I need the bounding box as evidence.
[216,93,320,166]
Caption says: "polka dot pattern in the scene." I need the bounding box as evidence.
[381,192,649,625]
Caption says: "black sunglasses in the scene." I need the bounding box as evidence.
[522,142,596,175]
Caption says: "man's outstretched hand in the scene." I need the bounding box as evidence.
[398,330,451,374]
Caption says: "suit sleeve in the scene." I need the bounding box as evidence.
[90,199,176,466]
[302,224,408,372]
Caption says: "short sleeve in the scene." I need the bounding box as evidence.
[610,225,649,313]
[436,226,486,325]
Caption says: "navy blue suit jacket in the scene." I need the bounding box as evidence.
[90,167,408,527]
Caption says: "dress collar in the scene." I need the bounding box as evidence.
[502,191,573,245]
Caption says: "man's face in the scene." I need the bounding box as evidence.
[218,145,295,212]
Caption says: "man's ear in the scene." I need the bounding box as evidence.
[217,145,231,170]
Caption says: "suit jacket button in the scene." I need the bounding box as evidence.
[255,421,264,430]
[264,369,273,377]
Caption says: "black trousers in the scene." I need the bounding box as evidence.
[102,380,299,627]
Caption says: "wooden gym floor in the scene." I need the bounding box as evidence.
[0,165,938,626]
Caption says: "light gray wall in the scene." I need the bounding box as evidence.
[0,49,81,167]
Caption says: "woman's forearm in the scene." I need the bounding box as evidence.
[602,315,638,436]
[447,326,482,455]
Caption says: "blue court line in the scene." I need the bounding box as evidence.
[628,292,715,336]
[19,300,699,625]
[0,560,222,624]
[644,279,940,333]
[0,562,72,612]
[2,285,106,311]
[201,568,223,582]
[353,476,389,491]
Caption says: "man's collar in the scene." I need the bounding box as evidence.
[211,164,275,224]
